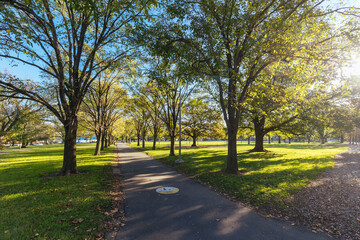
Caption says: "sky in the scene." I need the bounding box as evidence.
[0,58,42,82]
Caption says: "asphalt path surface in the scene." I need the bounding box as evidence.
[115,143,330,240]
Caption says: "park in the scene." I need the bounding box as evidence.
[1,0,360,239]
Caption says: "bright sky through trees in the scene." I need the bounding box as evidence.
[1,0,360,81]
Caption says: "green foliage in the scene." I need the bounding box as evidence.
[0,0,158,172]
[0,99,42,145]
[182,98,224,142]
[141,0,359,172]
[0,144,115,239]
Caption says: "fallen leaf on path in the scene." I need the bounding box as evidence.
[110,208,118,214]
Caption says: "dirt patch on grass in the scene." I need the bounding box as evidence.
[285,145,360,239]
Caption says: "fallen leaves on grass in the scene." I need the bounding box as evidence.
[72,218,84,224]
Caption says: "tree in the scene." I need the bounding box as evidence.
[0,0,155,175]
[149,0,358,173]
[147,60,195,156]
[124,97,147,147]
[137,82,164,150]
[243,62,331,152]
[182,98,222,147]
[0,98,35,148]
[329,105,355,143]
[81,71,125,155]
[14,116,55,147]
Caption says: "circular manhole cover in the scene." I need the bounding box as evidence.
[156,187,179,194]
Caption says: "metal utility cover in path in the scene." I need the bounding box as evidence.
[156,187,179,194]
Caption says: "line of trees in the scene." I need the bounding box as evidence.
[1,0,360,176]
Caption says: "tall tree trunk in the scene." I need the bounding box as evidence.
[105,133,108,148]
[278,136,281,144]
[251,117,266,152]
[226,123,238,174]
[288,137,291,144]
[101,133,105,150]
[169,134,175,156]
[62,118,78,175]
[137,131,140,146]
[21,142,26,148]
[191,136,197,147]
[340,134,344,143]
[308,136,311,144]
[108,135,112,147]
[94,131,102,155]
[248,136,250,145]
[268,135,271,144]
[152,133,157,150]
[142,128,145,149]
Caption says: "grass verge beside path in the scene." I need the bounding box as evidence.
[0,143,115,240]
[131,142,348,211]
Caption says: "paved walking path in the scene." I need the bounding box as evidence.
[115,143,330,240]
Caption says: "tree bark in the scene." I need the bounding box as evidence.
[137,132,140,146]
[61,118,78,175]
[105,134,108,148]
[251,117,266,152]
[94,131,102,155]
[278,136,281,144]
[268,135,271,144]
[191,136,197,147]
[101,133,105,150]
[142,128,145,149]
[152,133,157,150]
[169,134,175,156]
[226,123,238,174]
[288,137,291,144]
[340,134,344,143]
[248,136,250,145]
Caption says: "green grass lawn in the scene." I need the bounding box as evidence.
[0,143,115,240]
[131,141,348,210]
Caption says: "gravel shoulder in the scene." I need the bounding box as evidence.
[287,145,360,239]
